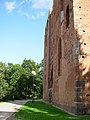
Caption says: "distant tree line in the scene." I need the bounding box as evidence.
[0,59,43,101]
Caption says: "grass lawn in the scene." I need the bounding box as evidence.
[16,101,90,120]
[0,102,6,104]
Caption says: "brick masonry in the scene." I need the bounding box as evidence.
[43,0,90,115]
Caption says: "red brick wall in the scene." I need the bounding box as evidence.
[73,0,90,114]
[43,0,90,114]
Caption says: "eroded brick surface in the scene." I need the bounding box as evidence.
[43,0,90,115]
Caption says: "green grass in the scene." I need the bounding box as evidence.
[16,101,90,120]
[0,102,6,104]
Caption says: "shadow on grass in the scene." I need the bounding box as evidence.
[16,101,90,120]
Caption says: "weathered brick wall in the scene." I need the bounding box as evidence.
[43,19,50,101]
[73,0,90,114]
[43,0,90,115]
[44,0,76,113]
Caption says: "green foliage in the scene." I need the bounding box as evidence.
[16,101,90,120]
[0,62,9,100]
[0,59,44,101]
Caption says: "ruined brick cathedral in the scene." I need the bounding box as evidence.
[43,0,90,115]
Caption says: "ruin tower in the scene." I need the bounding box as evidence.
[43,0,90,115]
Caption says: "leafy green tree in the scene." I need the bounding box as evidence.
[36,59,44,98]
[21,59,38,98]
[4,63,23,99]
[0,62,9,100]
[0,58,44,101]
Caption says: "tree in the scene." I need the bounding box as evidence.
[21,59,38,98]
[36,59,44,97]
[0,59,44,101]
[0,62,9,100]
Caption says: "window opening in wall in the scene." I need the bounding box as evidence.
[48,66,53,88]
[66,5,69,28]
[61,0,64,11]
[50,67,53,88]
[45,35,47,46]
[58,38,62,75]
[48,66,53,103]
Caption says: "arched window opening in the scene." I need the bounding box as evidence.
[50,67,53,88]
[66,5,69,28]
[48,66,53,88]
[58,38,62,75]
[61,0,64,11]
